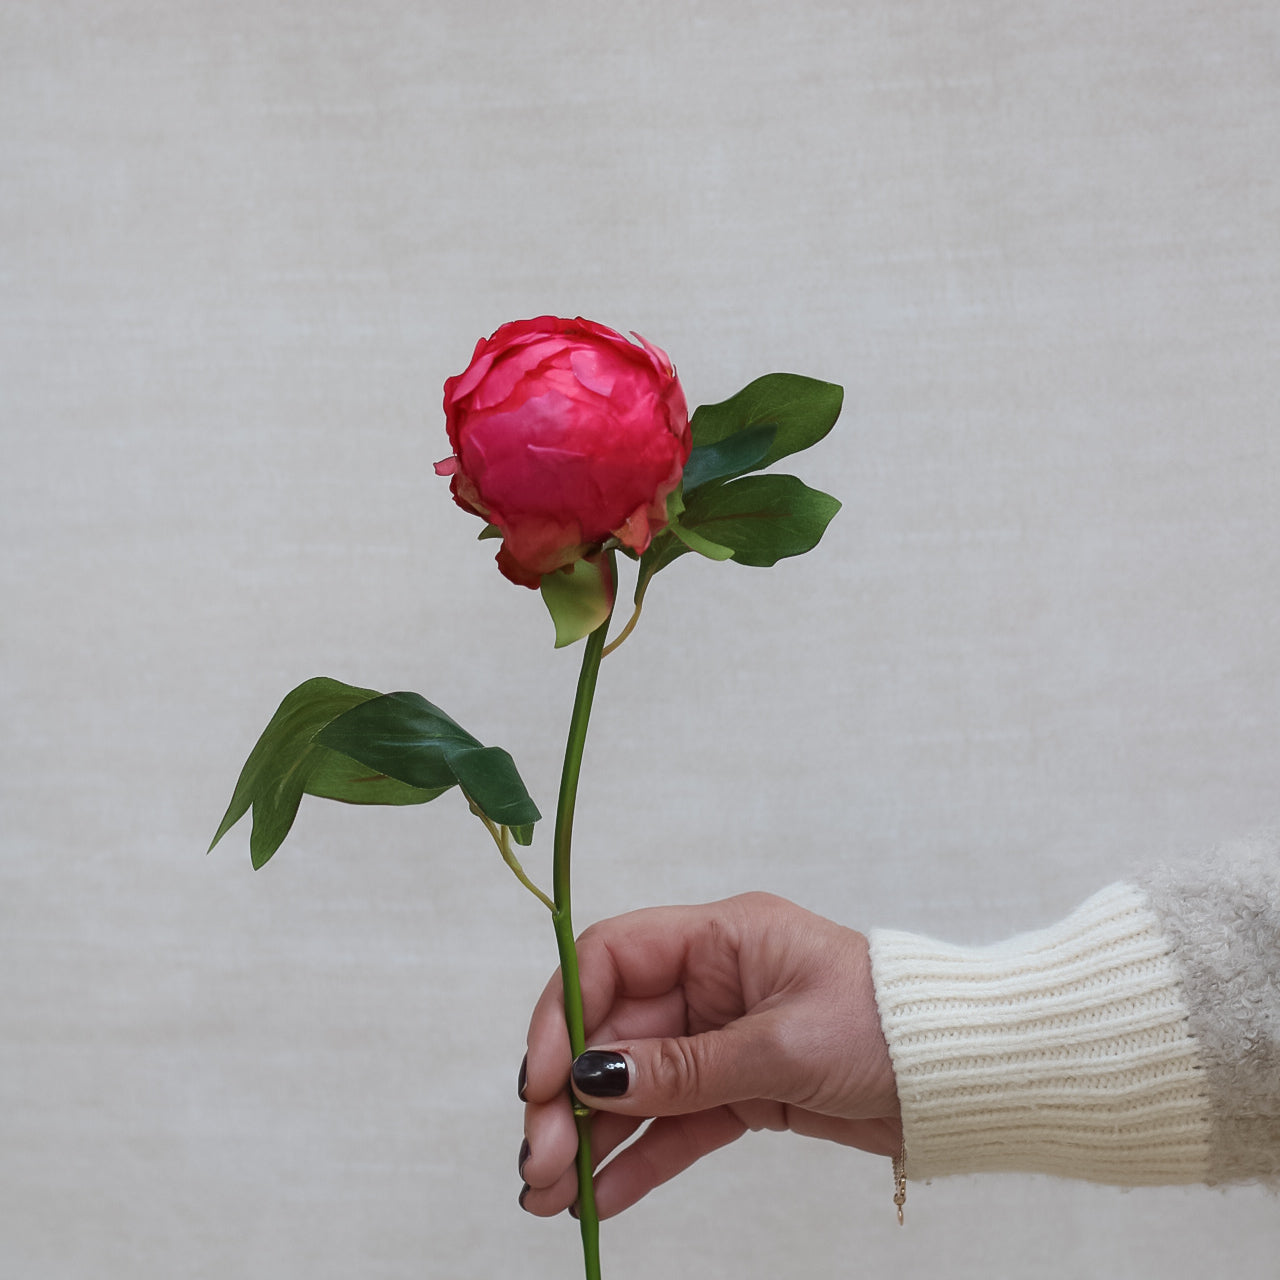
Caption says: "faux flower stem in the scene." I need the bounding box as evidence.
[471,805,556,912]
[600,575,648,659]
[498,825,556,913]
[550,595,613,1280]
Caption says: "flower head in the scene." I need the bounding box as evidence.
[436,316,691,589]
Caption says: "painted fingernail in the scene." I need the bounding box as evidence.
[519,1181,532,1212]
[518,1137,530,1177]
[517,1054,528,1102]
[571,1050,630,1098]
[568,1201,580,1220]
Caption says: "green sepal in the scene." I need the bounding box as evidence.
[317,692,541,831]
[634,529,689,603]
[477,522,502,541]
[682,423,776,493]
[689,374,842,471]
[540,553,615,648]
[209,677,447,870]
[680,474,841,567]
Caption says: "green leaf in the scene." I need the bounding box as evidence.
[317,691,542,835]
[682,423,777,493]
[444,744,541,830]
[680,474,841,567]
[211,680,540,870]
[209,677,445,870]
[669,519,735,560]
[689,374,842,471]
[540,553,614,648]
[306,750,454,807]
[632,385,840,601]
[317,691,479,789]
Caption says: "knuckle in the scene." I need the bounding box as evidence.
[729,890,793,928]
[651,1036,703,1104]
[732,889,784,913]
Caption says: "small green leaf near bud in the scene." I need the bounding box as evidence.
[679,474,841,568]
[690,374,842,470]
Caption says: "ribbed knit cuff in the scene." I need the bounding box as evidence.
[869,882,1212,1185]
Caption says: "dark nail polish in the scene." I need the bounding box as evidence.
[572,1050,630,1098]
[517,1053,528,1102]
[518,1137,530,1177]
[519,1181,531,1211]
[568,1202,580,1220]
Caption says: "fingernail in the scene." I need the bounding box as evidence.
[518,1137,530,1178]
[571,1049,630,1098]
[517,1054,528,1102]
[519,1181,531,1212]
[568,1201,580,1220]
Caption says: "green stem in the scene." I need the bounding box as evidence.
[551,587,612,1280]
[600,567,651,659]
[499,825,556,913]
[471,805,556,912]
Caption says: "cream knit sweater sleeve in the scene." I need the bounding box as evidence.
[868,836,1280,1187]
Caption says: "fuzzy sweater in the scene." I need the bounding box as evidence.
[868,834,1280,1186]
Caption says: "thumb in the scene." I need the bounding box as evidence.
[570,1016,791,1117]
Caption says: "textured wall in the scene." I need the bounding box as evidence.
[3,2,1277,1276]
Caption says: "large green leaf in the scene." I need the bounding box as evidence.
[682,423,776,494]
[317,691,541,833]
[306,750,454,807]
[679,474,841,567]
[316,691,479,790]
[209,677,446,870]
[211,679,540,870]
[689,374,842,471]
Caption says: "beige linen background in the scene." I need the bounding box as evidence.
[3,2,1277,1276]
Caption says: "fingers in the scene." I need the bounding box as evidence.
[521,985,693,1214]
[524,969,572,1104]
[568,1007,797,1118]
[521,1104,903,1219]
[520,1092,580,1201]
[589,1107,747,1218]
[520,1107,748,1220]
[523,897,742,1106]
[523,988,692,1168]
[520,1108,644,1217]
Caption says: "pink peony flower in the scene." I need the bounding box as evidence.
[436,316,691,588]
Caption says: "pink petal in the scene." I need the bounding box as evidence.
[569,347,618,397]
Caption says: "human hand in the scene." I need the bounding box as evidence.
[518,892,900,1219]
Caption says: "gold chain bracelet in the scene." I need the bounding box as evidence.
[892,1137,907,1226]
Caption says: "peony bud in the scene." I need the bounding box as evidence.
[436,316,691,589]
